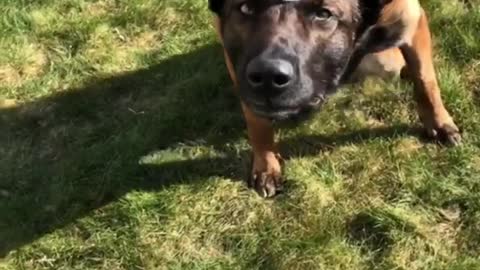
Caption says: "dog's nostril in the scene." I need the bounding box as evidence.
[247,58,294,89]
[272,74,291,87]
[248,72,264,86]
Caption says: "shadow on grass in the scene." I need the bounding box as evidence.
[348,212,394,257]
[0,44,424,257]
[346,210,418,268]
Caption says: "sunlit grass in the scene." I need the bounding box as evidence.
[1,0,479,269]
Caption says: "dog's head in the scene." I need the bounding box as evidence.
[210,0,390,121]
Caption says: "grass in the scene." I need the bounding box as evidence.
[0,0,479,269]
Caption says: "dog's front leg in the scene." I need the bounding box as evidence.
[241,104,283,198]
[400,10,462,145]
[220,43,283,198]
[216,16,283,197]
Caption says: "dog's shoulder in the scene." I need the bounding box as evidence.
[377,0,422,43]
[357,0,423,52]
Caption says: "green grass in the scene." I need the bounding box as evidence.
[1,0,479,269]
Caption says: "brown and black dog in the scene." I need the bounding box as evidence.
[208,0,462,197]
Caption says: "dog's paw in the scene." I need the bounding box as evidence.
[248,153,283,198]
[423,115,462,146]
[426,123,462,146]
[249,171,283,198]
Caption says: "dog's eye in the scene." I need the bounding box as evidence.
[239,3,254,15]
[314,8,332,21]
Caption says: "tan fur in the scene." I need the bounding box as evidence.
[356,48,406,80]
[378,0,422,45]
[399,10,459,139]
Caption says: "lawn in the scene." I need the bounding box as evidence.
[1,0,479,269]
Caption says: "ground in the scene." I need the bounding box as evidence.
[0,0,479,269]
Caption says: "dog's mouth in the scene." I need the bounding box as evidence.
[245,95,326,122]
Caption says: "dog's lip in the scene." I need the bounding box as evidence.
[245,95,326,120]
[248,104,300,119]
[245,94,325,109]
[308,95,326,107]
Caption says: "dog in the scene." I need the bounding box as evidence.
[208,0,462,198]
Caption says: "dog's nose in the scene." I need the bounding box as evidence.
[246,58,295,91]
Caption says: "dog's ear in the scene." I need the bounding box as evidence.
[208,0,225,15]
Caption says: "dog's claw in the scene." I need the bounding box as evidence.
[439,124,462,146]
[427,123,462,146]
[248,173,257,188]
[250,172,283,198]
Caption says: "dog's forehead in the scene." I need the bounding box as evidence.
[226,0,359,16]
[228,0,358,7]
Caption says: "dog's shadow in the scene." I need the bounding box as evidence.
[0,44,423,257]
